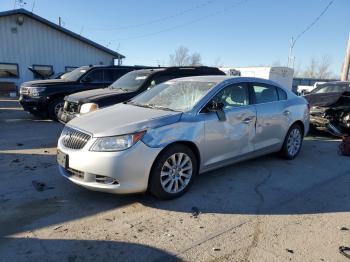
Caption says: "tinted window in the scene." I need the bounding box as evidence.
[253,84,279,104]
[313,84,350,94]
[104,68,131,83]
[214,84,249,110]
[83,69,103,83]
[111,71,151,92]
[277,88,287,100]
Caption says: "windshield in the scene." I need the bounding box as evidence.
[130,80,216,112]
[312,83,350,94]
[62,66,89,81]
[111,71,151,92]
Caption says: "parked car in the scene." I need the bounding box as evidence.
[58,66,226,123]
[19,65,150,120]
[304,81,350,136]
[57,76,309,199]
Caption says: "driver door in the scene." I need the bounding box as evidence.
[203,83,256,167]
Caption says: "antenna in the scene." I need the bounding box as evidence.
[31,1,35,12]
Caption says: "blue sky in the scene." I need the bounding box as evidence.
[1,0,349,75]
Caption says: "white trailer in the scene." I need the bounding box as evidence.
[220,66,294,90]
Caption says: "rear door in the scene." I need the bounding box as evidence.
[203,83,257,167]
[250,83,290,151]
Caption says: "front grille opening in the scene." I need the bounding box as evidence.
[61,127,91,150]
[95,175,119,185]
[67,168,84,180]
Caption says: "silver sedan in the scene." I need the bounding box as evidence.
[57,76,309,199]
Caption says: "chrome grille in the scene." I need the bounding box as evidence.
[61,127,91,149]
[64,101,80,113]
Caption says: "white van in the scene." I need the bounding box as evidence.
[220,66,294,90]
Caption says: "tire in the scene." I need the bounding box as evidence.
[149,144,198,200]
[48,98,64,121]
[280,124,304,160]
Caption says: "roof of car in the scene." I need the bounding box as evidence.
[172,75,284,86]
[319,81,350,85]
[130,66,223,75]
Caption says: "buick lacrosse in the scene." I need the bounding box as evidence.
[57,76,309,199]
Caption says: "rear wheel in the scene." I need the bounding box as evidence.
[149,144,197,200]
[48,98,64,121]
[280,124,303,160]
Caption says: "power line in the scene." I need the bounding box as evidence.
[93,0,219,31]
[292,0,335,49]
[110,0,248,41]
[288,0,335,67]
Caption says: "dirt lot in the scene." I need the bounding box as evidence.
[0,96,349,262]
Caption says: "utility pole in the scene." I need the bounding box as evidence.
[341,34,350,81]
[58,17,62,27]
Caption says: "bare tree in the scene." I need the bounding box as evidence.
[302,56,333,78]
[169,46,202,66]
[169,46,190,66]
[317,55,332,78]
[190,52,202,66]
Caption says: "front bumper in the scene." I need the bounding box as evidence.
[19,95,48,113]
[57,135,162,194]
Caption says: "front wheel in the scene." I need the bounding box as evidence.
[48,98,64,121]
[280,124,303,160]
[149,144,198,200]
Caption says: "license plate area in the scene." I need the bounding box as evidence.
[57,150,69,169]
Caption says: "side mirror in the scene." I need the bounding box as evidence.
[207,101,226,121]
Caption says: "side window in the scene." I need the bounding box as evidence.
[253,84,279,104]
[82,69,103,83]
[104,69,129,83]
[277,88,287,100]
[213,83,249,110]
[147,74,174,89]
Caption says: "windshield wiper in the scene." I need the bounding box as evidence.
[145,104,177,112]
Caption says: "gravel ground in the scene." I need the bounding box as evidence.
[0,96,349,262]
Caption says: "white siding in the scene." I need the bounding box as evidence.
[0,14,116,87]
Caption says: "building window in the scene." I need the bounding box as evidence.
[31,64,53,79]
[0,63,19,78]
[65,66,78,72]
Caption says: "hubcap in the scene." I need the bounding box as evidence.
[287,128,302,157]
[160,152,193,194]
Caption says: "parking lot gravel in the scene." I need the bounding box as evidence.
[0,97,349,262]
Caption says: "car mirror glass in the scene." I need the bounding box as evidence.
[207,101,226,121]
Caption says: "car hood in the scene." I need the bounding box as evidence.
[67,103,182,137]
[65,88,125,103]
[21,79,76,87]
[304,92,350,107]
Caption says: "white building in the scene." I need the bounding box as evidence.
[0,8,125,90]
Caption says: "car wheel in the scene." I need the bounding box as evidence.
[149,144,198,200]
[280,124,303,160]
[48,98,64,121]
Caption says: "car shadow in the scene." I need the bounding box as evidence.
[0,238,181,262]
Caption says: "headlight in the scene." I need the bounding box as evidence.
[29,87,46,97]
[90,131,146,152]
[80,103,99,114]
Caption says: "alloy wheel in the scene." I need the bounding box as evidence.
[160,153,193,194]
[287,128,302,157]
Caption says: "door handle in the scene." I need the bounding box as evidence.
[283,110,291,116]
[243,116,255,124]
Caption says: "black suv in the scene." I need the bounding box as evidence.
[19,65,150,120]
[58,66,225,123]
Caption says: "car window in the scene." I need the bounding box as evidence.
[253,84,279,104]
[146,74,175,89]
[213,84,249,110]
[277,88,288,100]
[104,69,130,83]
[82,69,103,83]
[313,84,350,94]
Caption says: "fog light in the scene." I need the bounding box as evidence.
[95,175,118,185]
